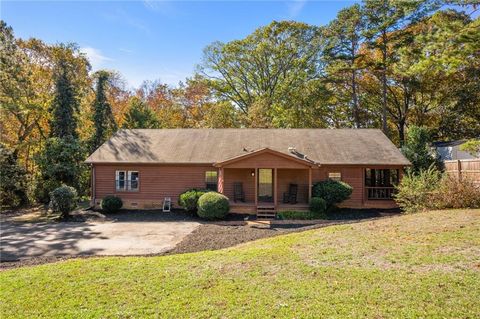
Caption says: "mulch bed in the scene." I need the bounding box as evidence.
[1,208,400,270]
[166,224,286,255]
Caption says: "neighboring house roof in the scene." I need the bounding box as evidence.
[85,128,411,166]
[433,139,479,161]
[432,140,467,148]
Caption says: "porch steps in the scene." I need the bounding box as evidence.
[256,206,276,219]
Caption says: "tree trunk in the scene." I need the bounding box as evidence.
[352,69,360,128]
[381,32,389,136]
[398,119,406,145]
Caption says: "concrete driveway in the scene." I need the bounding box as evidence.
[0,220,199,261]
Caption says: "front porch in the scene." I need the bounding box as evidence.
[214,148,316,217]
[228,200,310,215]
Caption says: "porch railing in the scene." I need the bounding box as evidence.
[365,187,396,200]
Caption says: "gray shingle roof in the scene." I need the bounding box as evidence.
[85,128,410,166]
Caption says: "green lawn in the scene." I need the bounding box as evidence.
[1,209,479,318]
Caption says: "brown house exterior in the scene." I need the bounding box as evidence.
[85,129,410,215]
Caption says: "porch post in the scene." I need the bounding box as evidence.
[274,168,278,208]
[308,167,312,203]
[218,167,224,194]
[254,168,258,207]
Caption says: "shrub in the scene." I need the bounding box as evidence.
[101,195,123,213]
[197,192,229,219]
[178,188,210,212]
[394,167,480,213]
[309,197,327,214]
[434,176,480,209]
[394,167,441,213]
[312,180,353,208]
[278,210,321,220]
[49,185,78,218]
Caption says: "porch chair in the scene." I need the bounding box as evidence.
[283,183,298,204]
[233,182,245,202]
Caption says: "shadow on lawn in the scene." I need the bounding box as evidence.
[0,222,104,262]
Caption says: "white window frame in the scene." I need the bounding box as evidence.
[328,172,342,181]
[128,171,139,191]
[116,170,127,191]
[115,170,139,192]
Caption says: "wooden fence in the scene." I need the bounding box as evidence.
[444,159,480,186]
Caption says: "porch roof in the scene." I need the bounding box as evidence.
[214,148,316,168]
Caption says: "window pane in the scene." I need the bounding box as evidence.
[116,171,126,190]
[129,171,139,190]
[205,171,217,191]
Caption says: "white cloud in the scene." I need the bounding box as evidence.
[80,47,112,69]
[287,0,307,18]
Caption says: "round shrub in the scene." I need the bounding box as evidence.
[178,188,210,212]
[49,185,78,218]
[101,195,123,213]
[312,180,353,207]
[309,197,327,215]
[197,192,230,220]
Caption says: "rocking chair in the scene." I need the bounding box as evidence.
[233,182,245,202]
[283,183,298,204]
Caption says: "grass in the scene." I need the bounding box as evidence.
[1,209,479,318]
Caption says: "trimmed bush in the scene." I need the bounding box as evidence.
[309,197,327,216]
[178,188,210,212]
[101,195,123,213]
[312,180,353,208]
[49,185,78,218]
[197,192,229,219]
[277,210,319,220]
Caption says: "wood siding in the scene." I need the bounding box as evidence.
[222,152,310,169]
[92,163,403,210]
[223,168,256,203]
[312,166,363,207]
[276,169,309,204]
[93,164,214,209]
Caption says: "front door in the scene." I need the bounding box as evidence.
[258,169,273,202]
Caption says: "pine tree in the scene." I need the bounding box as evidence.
[49,58,80,138]
[90,70,117,151]
[323,4,365,128]
[401,126,442,174]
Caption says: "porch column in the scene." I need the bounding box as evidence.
[308,167,312,203]
[273,168,278,207]
[254,168,258,207]
[218,167,224,194]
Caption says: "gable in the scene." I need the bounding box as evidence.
[216,149,313,169]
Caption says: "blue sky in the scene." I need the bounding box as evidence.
[3,1,358,88]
